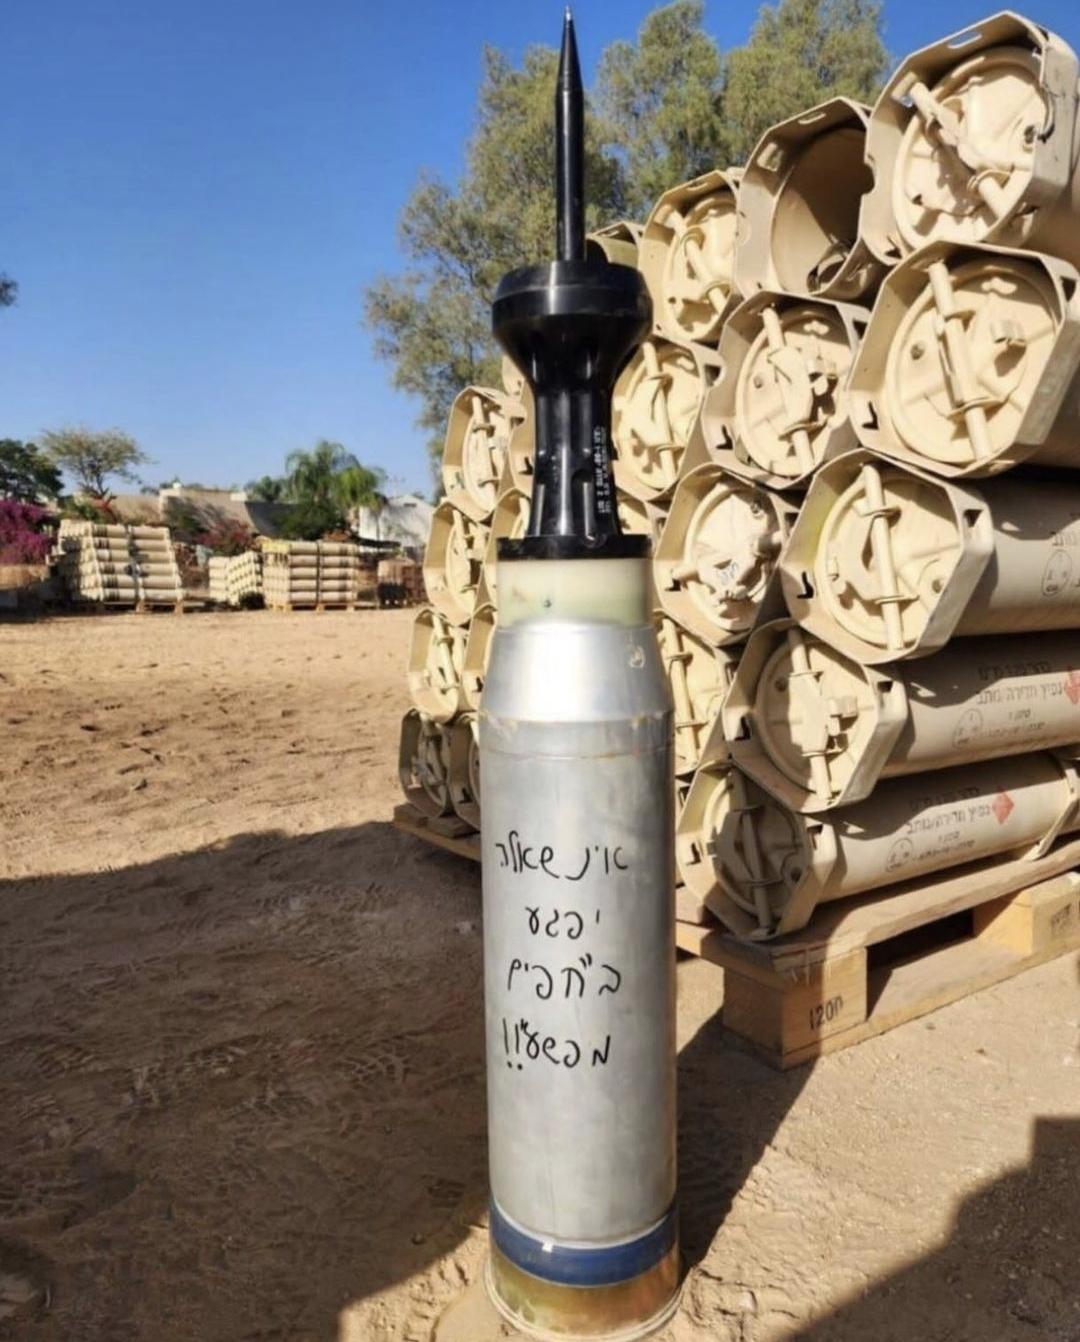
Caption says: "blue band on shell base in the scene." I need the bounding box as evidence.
[490,1201,678,1288]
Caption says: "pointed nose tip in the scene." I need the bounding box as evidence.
[558,7,581,85]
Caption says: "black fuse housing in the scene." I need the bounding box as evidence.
[491,10,652,562]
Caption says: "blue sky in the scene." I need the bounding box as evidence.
[4,1,1079,497]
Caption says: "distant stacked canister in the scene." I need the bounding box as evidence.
[403,10,1080,944]
[54,520,184,607]
[207,551,264,607]
[208,554,230,605]
[224,549,262,606]
[259,539,361,609]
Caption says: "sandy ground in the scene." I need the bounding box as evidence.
[1,608,1078,1342]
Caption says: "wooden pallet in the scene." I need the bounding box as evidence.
[678,868,1080,1069]
[71,599,186,614]
[393,801,1080,1067]
[266,601,360,612]
[393,803,480,861]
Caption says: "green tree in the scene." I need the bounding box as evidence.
[284,439,360,506]
[277,499,347,541]
[40,426,150,498]
[0,439,63,502]
[596,1,725,217]
[364,43,623,466]
[721,0,888,161]
[334,462,386,512]
[335,463,388,539]
[246,474,288,502]
[0,275,16,307]
[599,0,887,193]
[365,0,887,474]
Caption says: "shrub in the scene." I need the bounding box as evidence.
[277,500,347,541]
[61,495,121,524]
[0,499,51,564]
[196,518,256,556]
[161,497,206,542]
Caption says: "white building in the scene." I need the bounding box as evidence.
[355,494,432,550]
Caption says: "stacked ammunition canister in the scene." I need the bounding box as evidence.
[224,549,262,606]
[259,539,360,609]
[208,555,229,605]
[403,9,1080,943]
[208,551,263,607]
[401,376,518,820]
[53,520,184,607]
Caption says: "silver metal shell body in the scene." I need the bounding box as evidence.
[479,560,676,1286]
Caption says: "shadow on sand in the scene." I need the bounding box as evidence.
[8,827,1069,1340]
[0,824,813,1339]
[792,1115,1080,1341]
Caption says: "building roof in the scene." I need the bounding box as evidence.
[104,486,291,538]
[102,485,430,546]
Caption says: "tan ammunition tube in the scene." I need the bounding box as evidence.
[441,386,522,522]
[702,291,868,490]
[407,606,467,723]
[398,709,453,818]
[639,168,742,347]
[736,97,883,302]
[725,620,1080,810]
[654,463,796,646]
[861,13,1080,268]
[781,450,1080,664]
[679,753,1080,939]
[422,499,487,626]
[848,243,1080,477]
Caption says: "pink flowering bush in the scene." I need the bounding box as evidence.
[0,498,51,564]
[195,518,255,556]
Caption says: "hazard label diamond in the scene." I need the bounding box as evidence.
[992,792,1015,825]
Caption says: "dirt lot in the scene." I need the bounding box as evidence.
[1,608,1078,1341]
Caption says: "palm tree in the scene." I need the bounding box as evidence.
[284,440,359,505]
[334,464,387,536]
